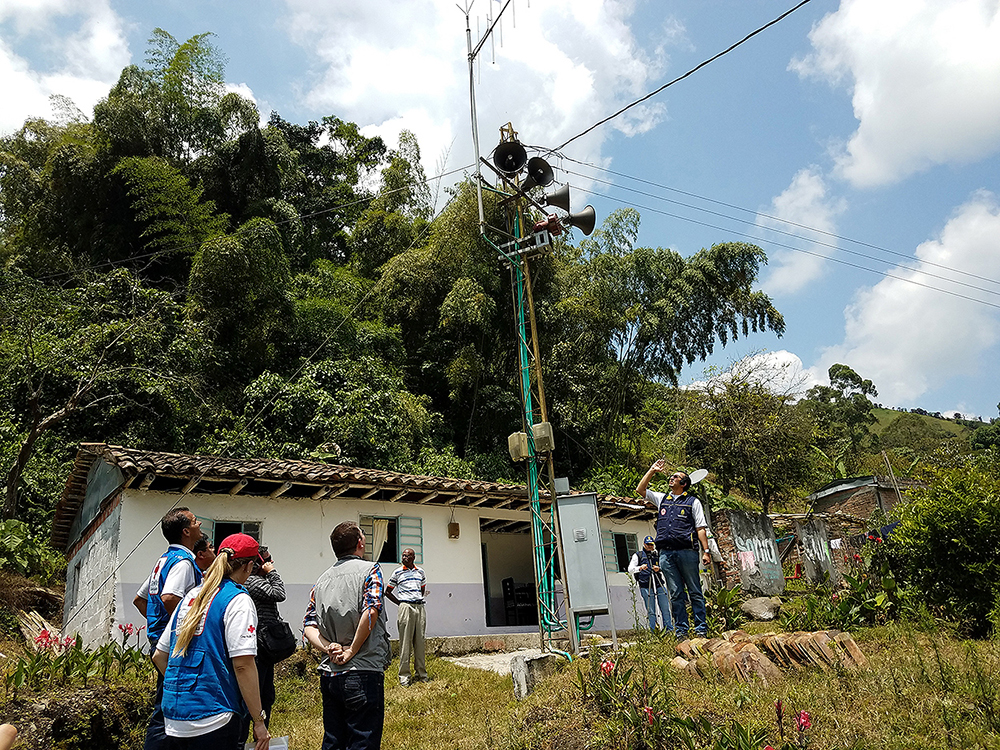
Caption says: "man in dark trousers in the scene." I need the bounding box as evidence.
[637,460,711,638]
[303,521,391,750]
[133,507,204,750]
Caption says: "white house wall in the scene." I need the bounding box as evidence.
[87,488,657,646]
[63,502,123,645]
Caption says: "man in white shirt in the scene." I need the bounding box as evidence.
[386,548,427,686]
[637,460,711,638]
[133,507,204,750]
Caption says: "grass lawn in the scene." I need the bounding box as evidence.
[266,623,1000,750]
[3,623,998,749]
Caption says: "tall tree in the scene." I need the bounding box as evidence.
[803,363,879,471]
[547,208,785,465]
[680,354,815,513]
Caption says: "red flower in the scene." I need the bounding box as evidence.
[600,659,614,676]
[796,710,812,731]
[643,706,654,725]
[765,746,777,750]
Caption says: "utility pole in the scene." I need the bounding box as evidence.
[460,5,596,656]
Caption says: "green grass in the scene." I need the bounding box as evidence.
[4,625,999,749]
[872,407,972,438]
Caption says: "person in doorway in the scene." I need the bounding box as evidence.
[637,460,711,639]
[133,508,204,750]
[243,547,286,728]
[152,533,270,750]
[303,521,390,750]
[385,547,427,685]
[627,535,672,632]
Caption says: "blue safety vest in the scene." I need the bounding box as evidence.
[161,579,247,722]
[146,547,203,646]
[654,492,698,551]
[633,549,655,587]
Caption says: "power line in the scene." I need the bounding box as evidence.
[562,167,1000,301]
[573,185,1000,312]
[553,0,816,152]
[561,156,1000,289]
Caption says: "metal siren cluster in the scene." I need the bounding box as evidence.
[490,139,596,240]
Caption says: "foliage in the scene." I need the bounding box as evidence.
[886,451,1000,636]
[4,631,152,699]
[801,364,877,473]
[0,520,63,581]
[679,354,814,513]
[707,584,745,633]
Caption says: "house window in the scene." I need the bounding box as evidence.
[602,530,638,573]
[359,515,423,564]
[211,520,261,548]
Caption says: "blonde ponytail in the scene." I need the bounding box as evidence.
[172,548,247,656]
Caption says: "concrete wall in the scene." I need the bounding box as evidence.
[70,488,656,646]
[713,510,784,595]
[63,502,123,644]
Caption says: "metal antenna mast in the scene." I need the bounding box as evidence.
[460,2,597,656]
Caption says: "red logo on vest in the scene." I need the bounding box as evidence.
[247,624,255,634]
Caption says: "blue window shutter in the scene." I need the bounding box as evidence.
[601,529,616,573]
[399,517,423,565]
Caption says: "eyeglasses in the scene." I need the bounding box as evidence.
[670,473,686,480]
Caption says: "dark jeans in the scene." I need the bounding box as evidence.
[166,713,243,750]
[320,671,385,750]
[144,671,167,750]
[658,548,708,637]
[257,653,276,727]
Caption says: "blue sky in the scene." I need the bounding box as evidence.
[3,0,999,420]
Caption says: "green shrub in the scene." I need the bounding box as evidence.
[889,451,1000,636]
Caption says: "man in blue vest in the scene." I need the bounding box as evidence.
[627,535,672,631]
[133,507,204,750]
[636,460,711,639]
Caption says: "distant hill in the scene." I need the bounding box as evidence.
[872,407,973,451]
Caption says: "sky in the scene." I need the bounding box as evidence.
[2,0,999,420]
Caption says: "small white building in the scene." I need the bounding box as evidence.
[53,443,656,646]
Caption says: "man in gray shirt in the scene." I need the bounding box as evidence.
[303,521,390,750]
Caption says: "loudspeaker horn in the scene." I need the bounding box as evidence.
[542,184,570,212]
[493,140,527,175]
[521,157,554,192]
[565,205,596,236]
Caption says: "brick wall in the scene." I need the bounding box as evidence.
[63,501,123,646]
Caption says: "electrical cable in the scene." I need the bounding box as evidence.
[562,168,1000,300]
[571,185,1000,311]
[560,156,1000,289]
[552,0,816,152]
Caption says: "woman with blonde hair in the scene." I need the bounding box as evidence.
[152,533,271,750]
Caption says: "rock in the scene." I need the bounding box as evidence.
[511,652,558,699]
[740,597,783,620]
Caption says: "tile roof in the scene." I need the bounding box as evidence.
[52,443,652,551]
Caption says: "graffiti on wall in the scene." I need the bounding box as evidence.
[795,518,840,585]
[727,511,784,596]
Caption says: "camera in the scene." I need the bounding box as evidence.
[259,546,271,563]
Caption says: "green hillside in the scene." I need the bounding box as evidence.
[872,407,974,437]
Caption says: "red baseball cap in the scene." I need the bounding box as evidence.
[217,533,263,562]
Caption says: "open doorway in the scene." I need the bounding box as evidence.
[479,518,537,627]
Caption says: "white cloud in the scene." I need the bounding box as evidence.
[759,168,845,295]
[791,0,1000,187]
[810,192,1000,405]
[282,0,669,182]
[686,349,820,397]
[0,0,129,135]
